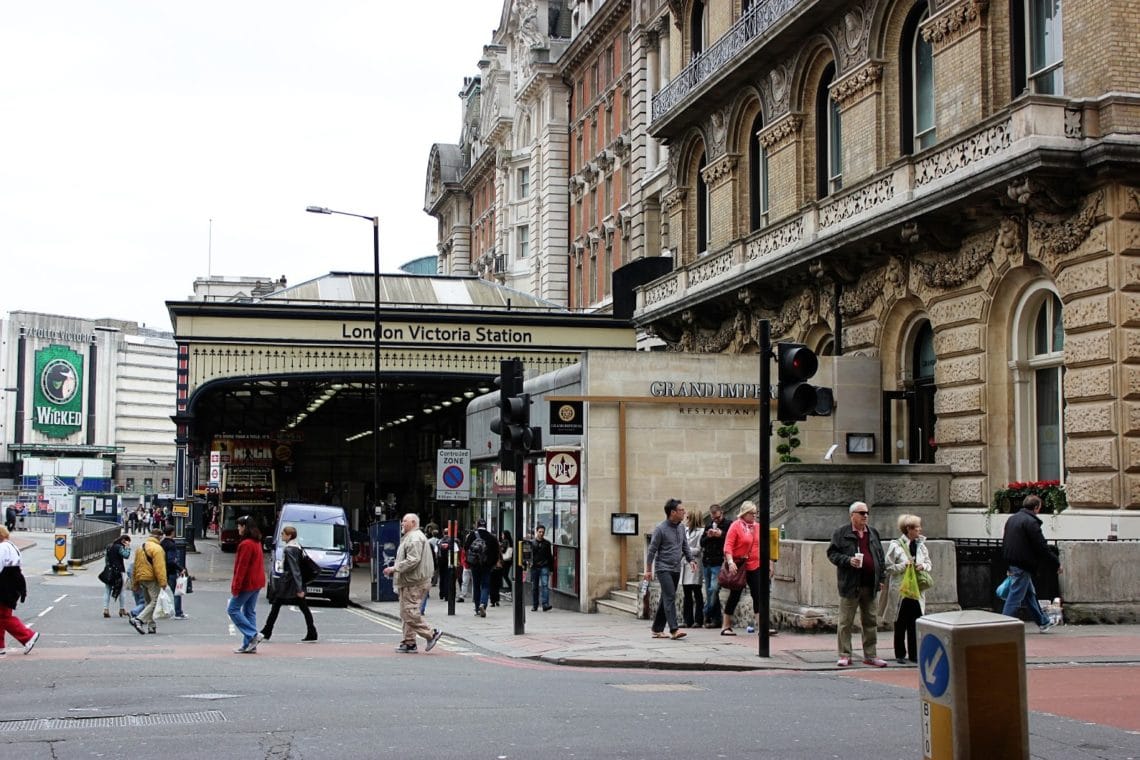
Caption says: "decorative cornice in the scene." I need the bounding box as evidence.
[830,62,883,109]
[758,114,803,151]
[700,154,738,189]
[921,0,989,49]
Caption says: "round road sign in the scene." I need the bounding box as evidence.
[442,465,465,489]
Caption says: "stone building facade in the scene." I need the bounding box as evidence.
[631,0,1140,538]
[425,0,575,305]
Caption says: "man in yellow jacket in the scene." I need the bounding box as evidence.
[129,529,167,635]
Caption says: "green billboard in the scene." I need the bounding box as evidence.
[32,344,84,439]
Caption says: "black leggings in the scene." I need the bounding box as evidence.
[724,567,763,618]
[895,598,922,661]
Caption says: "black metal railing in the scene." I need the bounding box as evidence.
[652,0,800,124]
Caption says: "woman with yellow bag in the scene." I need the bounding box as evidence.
[881,514,932,665]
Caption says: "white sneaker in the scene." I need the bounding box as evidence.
[23,631,40,654]
[1038,621,1055,633]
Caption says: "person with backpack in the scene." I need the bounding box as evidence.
[260,525,318,643]
[462,519,499,617]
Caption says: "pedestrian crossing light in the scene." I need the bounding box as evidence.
[777,343,834,423]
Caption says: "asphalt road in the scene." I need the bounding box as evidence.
[1,559,1137,759]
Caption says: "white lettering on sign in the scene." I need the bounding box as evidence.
[649,381,765,399]
[35,407,83,425]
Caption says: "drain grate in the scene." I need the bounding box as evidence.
[0,710,227,732]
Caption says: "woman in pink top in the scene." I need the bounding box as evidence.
[720,501,771,635]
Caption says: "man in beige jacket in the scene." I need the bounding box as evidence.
[383,513,443,653]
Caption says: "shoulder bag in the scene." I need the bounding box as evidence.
[717,558,748,591]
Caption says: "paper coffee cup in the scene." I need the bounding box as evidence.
[853,552,863,567]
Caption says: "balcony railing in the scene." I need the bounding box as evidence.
[652,0,800,125]
[636,97,1085,317]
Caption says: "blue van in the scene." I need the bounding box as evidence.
[271,503,353,607]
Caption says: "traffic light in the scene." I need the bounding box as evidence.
[776,343,834,422]
[490,358,534,467]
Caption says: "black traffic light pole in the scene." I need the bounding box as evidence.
[491,358,531,636]
[758,320,772,659]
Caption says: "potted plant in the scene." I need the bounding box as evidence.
[987,479,1068,532]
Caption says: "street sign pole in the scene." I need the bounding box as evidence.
[513,455,525,636]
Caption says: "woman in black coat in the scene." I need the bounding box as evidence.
[101,534,132,618]
[260,525,317,643]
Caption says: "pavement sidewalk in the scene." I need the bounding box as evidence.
[346,565,1140,672]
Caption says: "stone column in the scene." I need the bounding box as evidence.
[646,40,660,174]
[758,114,804,219]
[830,61,883,189]
[922,0,991,138]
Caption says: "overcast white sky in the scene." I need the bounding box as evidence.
[0,1,504,331]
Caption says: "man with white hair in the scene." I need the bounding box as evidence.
[826,501,888,667]
[383,513,443,653]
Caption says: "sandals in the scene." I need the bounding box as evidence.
[651,631,669,639]
[720,628,737,636]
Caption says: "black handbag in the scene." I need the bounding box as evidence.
[97,565,114,586]
[717,559,748,591]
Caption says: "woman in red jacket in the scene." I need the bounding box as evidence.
[720,501,772,636]
[227,516,266,654]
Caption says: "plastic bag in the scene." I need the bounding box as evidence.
[995,575,1012,600]
[899,564,921,600]
[174,575,188,596]
[155,587,175,619]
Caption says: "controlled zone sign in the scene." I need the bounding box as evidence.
[435,449,470,501]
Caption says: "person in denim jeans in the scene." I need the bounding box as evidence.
[530,525,553,611]
[700,504,729,628]
[645,499,698,640]
[1001,494,1061,632]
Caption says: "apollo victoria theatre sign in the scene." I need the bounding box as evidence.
[32,344,85,438]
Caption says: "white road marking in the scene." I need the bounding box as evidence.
[38,606,54,617]
[53,594,68,603]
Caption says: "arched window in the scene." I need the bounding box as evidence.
[748,112,768,231]
[815,63,841,198]
[696,151,709,254]
[690,1,708,59]
[1013,287,1065,481]
[900,2,935,154]
[1012,0,1064,95]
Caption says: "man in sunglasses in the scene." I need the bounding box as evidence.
[827,501,888,667]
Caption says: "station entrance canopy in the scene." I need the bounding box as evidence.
[166,272,634,515]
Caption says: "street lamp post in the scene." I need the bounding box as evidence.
[306,205,382,517]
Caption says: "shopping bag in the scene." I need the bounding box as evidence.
[899,564,921,600]
[995,575,1012,600]
[155,588,175,619]
[916,568,934,592]
[174,575,189,596]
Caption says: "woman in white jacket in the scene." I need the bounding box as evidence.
[881,514,932,664]
[680,510,704,628]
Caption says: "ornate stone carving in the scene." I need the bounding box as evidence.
[819,176,895,229]
[701,154,738,188]
[708,106,730,158]
[766,62,791,116]
[1064,107,1083,139]
[1007,176,1073,213]
[915,119,1011,186]
[915,228,998,290]
[758,114,802,151]
[643,273,679,306]
[1029,190,1107,264]
[745,216,804,263]
[1125,187,1140,218]
[830,0,872,73]
[688,249,735,288]
[840,266,886,318]
[921,0,989,48]
[830,62,883,109]
[662,187,687,213]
